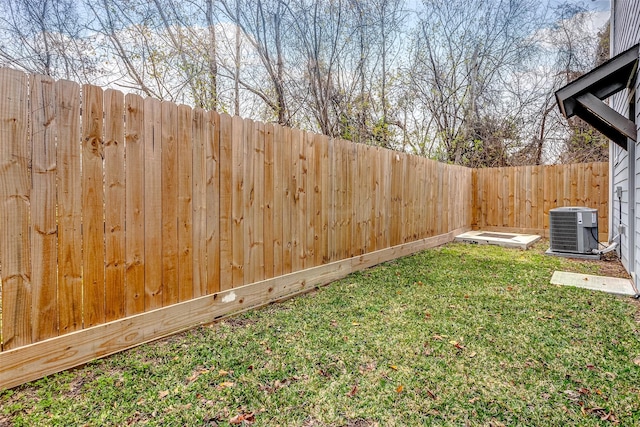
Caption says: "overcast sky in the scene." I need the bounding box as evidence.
[548,0,610,12]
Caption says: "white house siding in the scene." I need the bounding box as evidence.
[610,0,640,277]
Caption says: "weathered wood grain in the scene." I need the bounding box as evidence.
[178,104,194,302]
[56,79,83,334]
[30,74,58,341]
[104,89,126,322]
[144,98,163,310]
[82,84,106,328]
[0,68,31,350]
[124,94,145,316]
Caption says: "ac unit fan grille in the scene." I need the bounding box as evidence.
[550,211,578,252]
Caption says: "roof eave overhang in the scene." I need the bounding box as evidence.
[555,43,639,150]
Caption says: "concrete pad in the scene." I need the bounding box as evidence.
[454,230,541,250]
[550,271,636,296]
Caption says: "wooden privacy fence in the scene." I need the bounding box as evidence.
[472,163,609,242]
[0,68,473,389]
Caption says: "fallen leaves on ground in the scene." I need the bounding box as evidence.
[449,340,465,350]
[186,368,210,384]
[229,412,255,425]
[216,381,235,390]
[347,385,358,397]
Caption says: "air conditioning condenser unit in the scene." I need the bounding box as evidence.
[547,207,600,259]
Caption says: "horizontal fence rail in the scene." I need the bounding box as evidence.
[0,68,476,388]
[472,163,609,242]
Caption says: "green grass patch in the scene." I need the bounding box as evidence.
[2,241,640,426]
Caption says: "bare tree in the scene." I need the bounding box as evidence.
[219,0,292,124]
[0,0,97,81]
[409,0,545,166]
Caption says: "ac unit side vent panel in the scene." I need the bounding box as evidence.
[548,207,598,254]
[550,211,578,252]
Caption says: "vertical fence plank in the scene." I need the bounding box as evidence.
[82,84,105,328]
[161,102,179,306]
[124,94,145,316]
[346,143,355,256]
[264,123,275,278]
[104,89,126,323]
[298,130,309,269]
[390,151,401,246]
[340,140,347,255]
[319,135,330,263]
[218,113,233,291]
[30,74,58,341]
[382,148,390,242]
[178,105,194,301]
[144,97,163,310]
[314,133,324,264]
[306,132,316,265]
[328,138,337,261]
[530,165,539,229]
[272,124,284,275]
[231,115,245,287]
[353,144,362,253]
[507,167,515,227]
[369,147,379,250]
[0,68,31,350]
[191,108,207,297]
[206,111,221,294]
[598,163,608,237]
[338,140,347,258]
[290,129,303,271]
[525,166,533,227]
[56,79,82,334]
[243,119,256,284]
[282,126,293,274]
[253,121,265,282]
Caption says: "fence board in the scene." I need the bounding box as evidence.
[161,102,179,306]
[0,68,31,350]
[144,97,163,310]
[347,143,355,257]
[306,132,317,264]
[328,138,337,261]
[218,113,233,291]
[316,135,331,264]
[30,74,58,341]
[282,126,293,274]
[192,109,208,297]
[264,123,275,277]
[231,115,245,287]
[178,105,194,302]
[315,134,326,264]
[82,84,105,328]
[243,119,256,284]
[56,79,82,334]
[206,111,220,294]
[291,129,303,271]
[124,94,145,316]
[272,124,284,275]
[104,89,126,322]
[253,121,265,282]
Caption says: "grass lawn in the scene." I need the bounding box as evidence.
[2,241,640,426]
